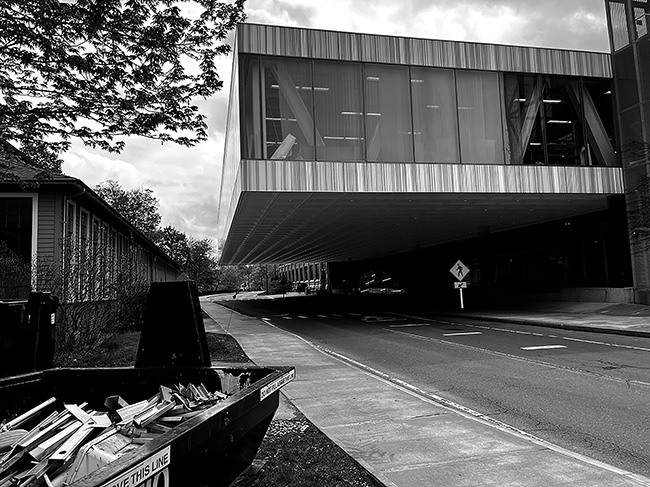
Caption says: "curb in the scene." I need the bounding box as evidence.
[440,312,650,338]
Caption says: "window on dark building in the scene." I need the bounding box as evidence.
[313,61,365,161]
[503,74,545,165]
[0,197,32,263]
[614,47,640,110]
[411,67,459,163]
[633,1,649,39]
[364,64,414,162]
[609,0,631,50]
[456,70,504,164]
[543,77,586,166]
[241,56,262,159]
[261,58,315,160]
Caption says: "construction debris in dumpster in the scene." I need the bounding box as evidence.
[0,382,232,487]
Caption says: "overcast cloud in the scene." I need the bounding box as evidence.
[61,0,611,244]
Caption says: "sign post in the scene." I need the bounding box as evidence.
[449,260,469,309]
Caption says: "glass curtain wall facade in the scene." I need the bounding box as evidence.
[606,0,650,302]
[607,0,650,159]
[240,55,618,167]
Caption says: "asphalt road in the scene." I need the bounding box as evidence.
[228,297,650,478]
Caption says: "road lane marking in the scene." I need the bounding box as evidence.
[561,336,650,352]
[281,316,293,319]
[255,318,650,483]
[521,345,567,351]
[389,323,430,328]
[332,314,343,317]
[297,315,308,319]
[387,328,650,388]
[391,312,650,353]
[317,314,328,318]
[443,331,483,336]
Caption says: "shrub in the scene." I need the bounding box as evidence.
[34,236,149,365]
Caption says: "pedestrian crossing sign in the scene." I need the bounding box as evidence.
[450,260,469,281]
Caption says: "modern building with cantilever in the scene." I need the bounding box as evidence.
[218,23,636,302]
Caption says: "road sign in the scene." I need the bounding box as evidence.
[449,260,469,281]
[454,282,468,289]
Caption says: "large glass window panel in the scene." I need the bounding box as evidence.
[457,71,505,164]
[241,56,262,159]
[583,78,618,166]
[261,58,316,160]
[639,36,650,101]
[613,47,640,110]
[364,64,413,162]
[634,1,649,39]
[619,107,645,163]
[542,77,586,166]
[411,67,459,163]
[313,61,364,161]
[609,1,631,50]
[503,74,545,165]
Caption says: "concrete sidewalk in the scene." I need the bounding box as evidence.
[200,297,650,487]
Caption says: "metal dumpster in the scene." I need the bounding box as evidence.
[0,364,295,487]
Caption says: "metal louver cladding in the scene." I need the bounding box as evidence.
[237,24,612,78]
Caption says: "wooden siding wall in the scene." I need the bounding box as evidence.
[237,24,612,78]
[36,193,56,261]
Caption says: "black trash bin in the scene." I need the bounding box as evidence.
[135,281,211,368]
[0,292,58,378]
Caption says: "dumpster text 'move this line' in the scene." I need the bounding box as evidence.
[102,446,171,487]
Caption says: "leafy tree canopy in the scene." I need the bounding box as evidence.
[0,0,245,171]
[155,224,189,265]
[94,179,161,237]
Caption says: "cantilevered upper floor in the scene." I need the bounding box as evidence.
[217,24,623,265]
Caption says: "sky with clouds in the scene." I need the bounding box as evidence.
[61,0,612,245]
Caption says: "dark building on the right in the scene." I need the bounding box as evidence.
[606,0,650,303]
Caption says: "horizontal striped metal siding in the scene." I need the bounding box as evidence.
[238,24,612,77]
[240,160,624,194]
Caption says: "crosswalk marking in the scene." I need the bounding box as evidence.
[521,345,567,351]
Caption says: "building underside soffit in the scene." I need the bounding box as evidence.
[220,192,611,265]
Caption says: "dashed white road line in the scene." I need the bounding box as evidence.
[389,323,430,328]
[392,312,650,353]
[316,314,328,318]
[521,345,567,351]
[443,331,483,336]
